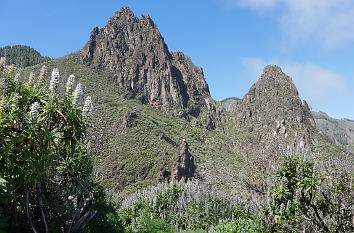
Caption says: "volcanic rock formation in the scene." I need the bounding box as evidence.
[78,7,215,117]
[232,65,319,193]
[171,139,195,182]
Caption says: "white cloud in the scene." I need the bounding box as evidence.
[241,58,347,105]
[235,0,354,48]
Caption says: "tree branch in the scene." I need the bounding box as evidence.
[26,190,38,233]
[37,182,50,233]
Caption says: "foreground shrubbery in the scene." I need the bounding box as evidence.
[118,151,353,233]
[119,180,266,232]
[0,58,102,232]
[266,152,353,232]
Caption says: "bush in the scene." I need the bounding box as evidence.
[119,180,263,232]
[210,218,266,233]
[267,152,353,232]
[133,218,175,233]
[0,57,96,232]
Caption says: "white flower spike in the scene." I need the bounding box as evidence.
[29,102,40,122]
[49,68,60,95]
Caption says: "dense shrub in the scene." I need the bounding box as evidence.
[267,152,353,232]
[0,57,96,232]
[119,179,264,232]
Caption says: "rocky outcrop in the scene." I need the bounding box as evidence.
[232,65,320,194]
[233,65,317,153]
[78,7,215,117]
[171,139,195,182]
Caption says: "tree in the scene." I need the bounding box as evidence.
[0,57,96,232]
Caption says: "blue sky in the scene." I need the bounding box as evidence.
[1,0,353,119]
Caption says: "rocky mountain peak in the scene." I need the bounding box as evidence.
[232,65,320,192]
[114,6,136,20]
[78,7,215,117]
[233,65,316,144]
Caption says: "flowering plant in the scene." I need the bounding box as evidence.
[267,152,353,232]
[0,58,95,232]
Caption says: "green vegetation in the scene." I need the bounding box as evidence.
[267,153,353,232]
[119,180,266,232]
[313,111,354,154]
[1,49,350,232]
[23,52,247,195]
[0,60,118,232]
[0,45,51,68]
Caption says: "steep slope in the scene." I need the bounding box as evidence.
[23,9,351,197]
[24,53,245,194]
[231,65,349,194]
[78,7,216,117]
[313,111,354,154]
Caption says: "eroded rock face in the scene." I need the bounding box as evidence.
[78,7,215,116]
[232,65,319,194]
[171,139,195,182]
[233,65,317,152]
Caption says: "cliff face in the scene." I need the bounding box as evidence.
[78,7,215,116]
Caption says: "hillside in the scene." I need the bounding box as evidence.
[0,45,51,67]
[313,111,354,154]
[23,8,351,197]
[25,53,246,195]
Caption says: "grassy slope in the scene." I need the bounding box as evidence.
[23,53,351,196]
[24,52,246,195]
[313,111,354,154]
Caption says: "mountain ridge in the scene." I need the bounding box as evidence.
[22,7,351,196]
[78,7,217,120]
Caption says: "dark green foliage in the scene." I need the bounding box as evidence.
[0,45,51,68]
[267,153,353,232]
[0,61,96,232]
[210,219,267,233]
[133,218,175,233]
[0,178,10,233]
[86,201,124,233]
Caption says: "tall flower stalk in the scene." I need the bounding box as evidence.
[37,65,47,87]
[29,102,39,122]
[66,74,76,98]
[49,68,60,96]
[72,83,83,107]
[82,96,93,124]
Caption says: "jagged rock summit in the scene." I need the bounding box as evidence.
[233,65,317,154]
[232,65,321,193]
[78,7,215,116]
